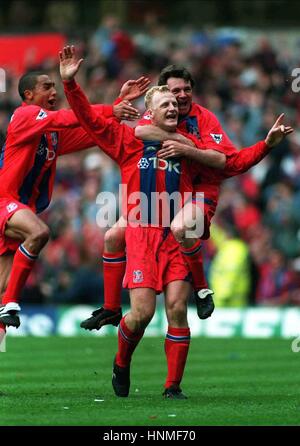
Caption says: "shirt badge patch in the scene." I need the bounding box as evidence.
[36,109,48,120]
[133,270,143,283]
[210,133,223,144]
[137,158,150,169]
[6,202,18,213]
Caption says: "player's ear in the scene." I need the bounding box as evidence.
[23,89,34,101]
[147,108,154,120]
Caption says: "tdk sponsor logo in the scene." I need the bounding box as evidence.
[137,157,180,173]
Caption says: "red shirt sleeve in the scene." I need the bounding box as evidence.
[137,111,152,126]
[199,108,237,155]
[63,79,132,164]
[9,104,80,144]
[58,104,114,156]
[224,140,271,177]
[176,129,201,147]
[94,104,114,118]
[113,97,123,105]
[58,127,97,155]
[9,102,114,152]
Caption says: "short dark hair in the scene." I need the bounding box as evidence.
[18,71,45,100]
[158,65,195,88]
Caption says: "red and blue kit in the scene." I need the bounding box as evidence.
[139,104,270,239]
[139,104,236,237]
[0,101,113,254]
[64,80,193,227]
[64,80,192,291]
[123,226,189,292]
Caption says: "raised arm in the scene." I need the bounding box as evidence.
[60,45,127,163]
[225,114,293,176]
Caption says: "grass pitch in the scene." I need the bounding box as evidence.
[0,336,299,426]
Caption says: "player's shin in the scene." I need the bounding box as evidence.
[1,244,38,305]
[164,326,190,388]
[103,251,126,311]
[115,316,144,367]
[180,239,207,290]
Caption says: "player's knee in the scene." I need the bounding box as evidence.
[171,223,186,244]
[104,227,125,252]
[167,300,187,323]
[30,223,50,248]
[132,307,154,330]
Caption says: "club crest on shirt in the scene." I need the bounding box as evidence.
[36,109,48,120]
[6,202,18,213]
[210,133,223,144]
[133,270,143,283]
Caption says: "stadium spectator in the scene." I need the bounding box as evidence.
[208,223,251,307]
[255,248,300,305]
[92,15,135,78]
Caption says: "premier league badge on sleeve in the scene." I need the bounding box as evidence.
[210,133,223,144]
[6,202,18,213]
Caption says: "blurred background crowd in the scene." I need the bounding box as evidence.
[1,0,300,307]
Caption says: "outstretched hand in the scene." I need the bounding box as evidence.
[113,100,140,121]
[119,76,151,102]
[59,45,83,81]
[265,113,294,148]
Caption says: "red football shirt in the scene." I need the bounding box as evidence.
[64,80,193,227]
[0,102,113,213]
[138,104,269,203]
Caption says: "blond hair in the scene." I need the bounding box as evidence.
[144,85,170,109]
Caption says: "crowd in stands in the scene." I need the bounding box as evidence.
[1,13,300,306]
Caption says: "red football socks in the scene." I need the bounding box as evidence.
[102,251,126,312]
[2,244,38,305]
[115,317,144,367]
[181,240,208,291]
[164,326,191,388]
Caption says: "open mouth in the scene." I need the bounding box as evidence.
[48,98,56,107]
[166,113,177,119]
[178,101,188,108]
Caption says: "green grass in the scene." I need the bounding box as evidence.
[0,336,299,426]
